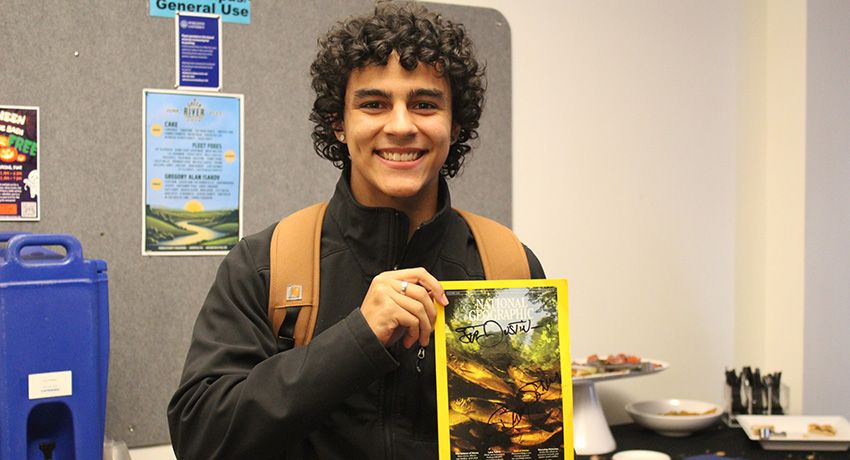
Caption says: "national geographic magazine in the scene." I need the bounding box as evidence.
[435,279,572,460]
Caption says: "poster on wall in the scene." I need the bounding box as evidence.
[176,12,222,91]
[143,89,243,256]
[0,106,39,221]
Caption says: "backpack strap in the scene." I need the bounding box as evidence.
[268,202,327,349]
[455,208,531,280]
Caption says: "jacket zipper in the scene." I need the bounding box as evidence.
[384,211,405,460]
[416,346,425,373]
[414,346,426,439]
[390,211,404,271]
[388,212,432,445]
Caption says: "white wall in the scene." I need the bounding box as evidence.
[803,0,850,418]
[761,0,808,416]
[730,0,810,417]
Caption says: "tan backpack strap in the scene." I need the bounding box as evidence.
[268,202,327,348]
[455,208,531,280]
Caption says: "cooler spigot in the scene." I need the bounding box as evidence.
[38,440,55,460]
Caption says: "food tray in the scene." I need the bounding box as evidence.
[572,358,668,383]
[737,415,850,451]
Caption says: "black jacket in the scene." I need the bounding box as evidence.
[167,173,545,459]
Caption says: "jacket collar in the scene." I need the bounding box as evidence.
[326,168,453,277]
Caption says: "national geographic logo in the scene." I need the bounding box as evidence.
[183,99,205,122]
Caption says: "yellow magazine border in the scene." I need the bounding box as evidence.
[434,278,572,460]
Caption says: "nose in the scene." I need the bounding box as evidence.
[384,104,418,137]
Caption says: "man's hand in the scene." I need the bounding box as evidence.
[360,267,449,348]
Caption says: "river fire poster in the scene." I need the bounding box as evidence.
[435,279,572,460]
[143,89,243,256]
[0,106,39,221]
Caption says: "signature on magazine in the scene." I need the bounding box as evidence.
[488,372,561,429]
[455,319,537,347]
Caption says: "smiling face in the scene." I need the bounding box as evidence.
[341,53,456,218]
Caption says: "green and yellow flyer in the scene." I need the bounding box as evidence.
[143,90,243,255]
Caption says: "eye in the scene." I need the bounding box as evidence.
[413,101,438,110]
[359,101,383,110]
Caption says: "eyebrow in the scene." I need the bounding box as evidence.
[352,88,390,100]
[409,88,447,101]
[351,88,447,101]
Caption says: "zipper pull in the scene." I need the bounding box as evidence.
[416,346,426,373]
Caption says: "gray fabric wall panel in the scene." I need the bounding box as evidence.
[0,1,511,447]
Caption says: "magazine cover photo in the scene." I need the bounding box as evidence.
[435,279,572,460]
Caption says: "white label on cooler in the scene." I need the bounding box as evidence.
[28,370,72,399]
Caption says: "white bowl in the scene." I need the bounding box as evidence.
[625,399,722,437]
[612,450,671,460]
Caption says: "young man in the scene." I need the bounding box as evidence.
[167,4,544,459]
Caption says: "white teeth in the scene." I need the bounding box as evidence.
[378,151,421,162]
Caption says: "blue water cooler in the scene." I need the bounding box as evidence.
[0,233,109,460]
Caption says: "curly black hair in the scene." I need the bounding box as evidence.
[309,2,486,178]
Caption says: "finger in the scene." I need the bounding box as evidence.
[399,281,437,327]
[395,267,449,305]
[392,306,420,348]
[392,290,433,347]
[377,269,438,320]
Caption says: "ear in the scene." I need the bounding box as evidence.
[332,119,346,143]
[451,124,461,144]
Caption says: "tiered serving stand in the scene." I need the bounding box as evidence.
[572,359,669,455]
